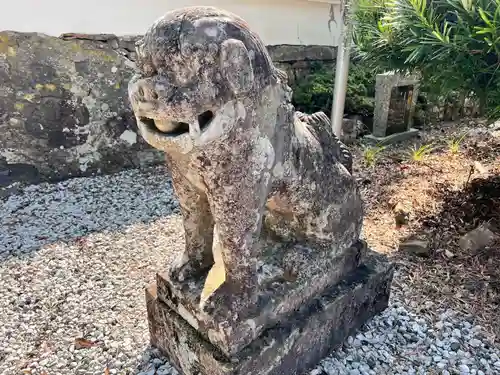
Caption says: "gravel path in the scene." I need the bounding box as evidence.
[1,167,499,375]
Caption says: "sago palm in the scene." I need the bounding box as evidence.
[353,0,500,117]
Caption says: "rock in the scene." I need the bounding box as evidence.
[266,44,336,63]
[269,45,337,85]
[491,130,500,138]
[489,120,500,131]
[469,339,482,348]
[0,30,163,185]
[473,161,488,175]
[138,367,156,375]
[156,365,171,375]
[391,200,412,228]
[341,117,364,144]
[399,239,430,257]
[445,249,455,258]
[310,369,326,375]
[459,223,498,252]
[459,364,470,373]
[59,33,118,42]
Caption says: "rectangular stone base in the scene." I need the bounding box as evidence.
[146,251,394,375]
[157,241,367,356]
[364,128,419,145]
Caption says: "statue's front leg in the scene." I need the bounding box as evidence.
[168,161,215,282]
[200,156,274,306]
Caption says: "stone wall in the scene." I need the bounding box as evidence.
[57,34,337,85]
[0,32,336,186]
[267,44,337,85]
[0,31,165,187]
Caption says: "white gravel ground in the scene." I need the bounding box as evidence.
[1,166,499,375]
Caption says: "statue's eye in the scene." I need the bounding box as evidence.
[136,60,157,77]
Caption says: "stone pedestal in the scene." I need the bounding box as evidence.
[146,247,393,375]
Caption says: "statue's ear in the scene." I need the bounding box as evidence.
[135,38,145,58]
[220,39,254,95]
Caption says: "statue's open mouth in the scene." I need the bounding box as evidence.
[139,110,214,137]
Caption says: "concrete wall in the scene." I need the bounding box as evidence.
[1,0,342,46]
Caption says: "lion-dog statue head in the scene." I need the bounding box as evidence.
[129,6,284,154]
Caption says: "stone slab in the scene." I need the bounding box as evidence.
[146,250,394,375]
[363,128,420,145]
[156,240,368,356]
[266,45,337,63]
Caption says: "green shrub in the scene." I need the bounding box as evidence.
[407,143,435,162]
[362,144,387,167]
[448,132,468,154]
[353,0,500,118]
[291,61,379,118]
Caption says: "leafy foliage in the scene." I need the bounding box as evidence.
[448,132,468,154]
[362,144,387,167]
[407,143,435,161]
[292,61,378,118]
[353,0,500,117]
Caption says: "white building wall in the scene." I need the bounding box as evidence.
[0,0,341,46]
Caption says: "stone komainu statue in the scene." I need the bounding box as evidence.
[128,6,362,302]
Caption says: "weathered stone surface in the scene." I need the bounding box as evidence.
[130,4,360,305]
[129,6,392,375]
[266,45,336,63]
[0,31,163,185]
[363,128,419,145]
[147,250,394,375]
[459,223,498,252]
[399,239,430,257]
[0,28,336,186]
[372,72,420,138]
[157,240,367,355]
[63,33,336,86]
[268,45,336,84]
[128,6,361,313]
[341,117,364,144]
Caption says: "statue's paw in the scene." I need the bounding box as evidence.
[169,258,212,282]
[200,276,257,314]
[200,281,232,314]
[168,261,198,282]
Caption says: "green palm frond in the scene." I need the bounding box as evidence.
[353,0,500,116]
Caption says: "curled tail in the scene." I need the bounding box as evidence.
[295,111,353,174]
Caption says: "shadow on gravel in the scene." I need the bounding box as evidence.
[0,166,180,260]
[132,345,176,375]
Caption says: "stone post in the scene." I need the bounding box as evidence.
[367,72,420,144]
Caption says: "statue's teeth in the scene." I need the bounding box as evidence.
[189,121,201,138]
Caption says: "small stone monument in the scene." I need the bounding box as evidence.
[366,72,420,144]
[128,6,394,375]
